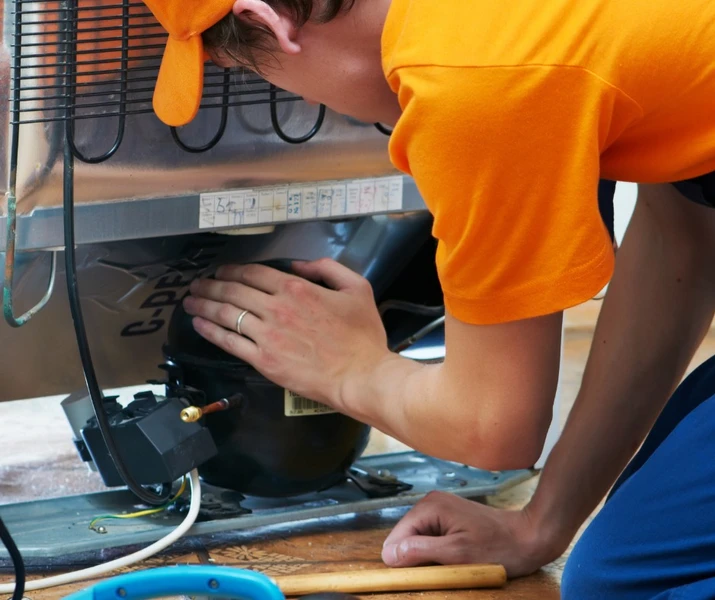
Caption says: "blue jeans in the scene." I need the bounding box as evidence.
[562,354,715,599]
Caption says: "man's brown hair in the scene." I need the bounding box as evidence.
[203,0,355,72]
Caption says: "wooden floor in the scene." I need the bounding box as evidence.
[2,300,715,599]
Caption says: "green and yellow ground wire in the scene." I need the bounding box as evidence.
[89,476,188,533]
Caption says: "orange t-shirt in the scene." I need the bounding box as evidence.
[382,0,715,324]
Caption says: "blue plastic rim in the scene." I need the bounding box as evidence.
[61,565,286,600]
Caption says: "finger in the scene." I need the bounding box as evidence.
[183,296,267,339]
[382,534,469,568]
[191,317,260,363]
[382,513,428,550]
[291,258,368,292]
[214,263,289,294]
[189,278,273,317]
[382,495,448,549]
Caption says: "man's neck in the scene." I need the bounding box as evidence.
[306,0,400,124]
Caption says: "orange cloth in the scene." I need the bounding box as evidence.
[141,0,235,126]
[382,0,715,324]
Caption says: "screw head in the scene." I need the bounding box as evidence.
[377,469,397,482]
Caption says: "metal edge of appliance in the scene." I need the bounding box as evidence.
[0,451,536,561]
[0,177,426,252]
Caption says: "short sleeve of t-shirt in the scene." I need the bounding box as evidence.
[387,64,622,325]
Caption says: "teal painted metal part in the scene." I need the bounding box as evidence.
[3,192,58,328]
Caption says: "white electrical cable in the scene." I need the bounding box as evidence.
[0,469,201,594]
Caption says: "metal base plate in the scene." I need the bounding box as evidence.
[0,451,535,565]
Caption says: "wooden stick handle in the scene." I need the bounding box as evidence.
[272,564,507,596]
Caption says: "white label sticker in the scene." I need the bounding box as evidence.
[244,192,259,224]
[331,185,346,216]
[302,187,318,219]
[284,390,337,417]
[375,179,390,212]
[359,180,375,214]
[389,177,404,210]
[317,185,333,218]
[199,197,215,229]
[214,194,231,228]
[287,188,302,220]
[273,187,288,222]
[228,192,244,226]
[198,176,404,230]
[259,189,275,223]
[346,182,361,214]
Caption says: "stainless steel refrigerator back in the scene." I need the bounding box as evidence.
[0,0,429,402]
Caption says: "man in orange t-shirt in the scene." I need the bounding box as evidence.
[145,0,715,596]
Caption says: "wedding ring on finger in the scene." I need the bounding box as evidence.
[236,309,250,336]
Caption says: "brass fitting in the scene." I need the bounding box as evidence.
[180,406,203,423]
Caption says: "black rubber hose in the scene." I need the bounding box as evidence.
[60,0,170,505]
[0,514,25,600]
[378,300,445,318]
[62,139,171,506]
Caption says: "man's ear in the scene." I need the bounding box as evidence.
[232,0,302,55]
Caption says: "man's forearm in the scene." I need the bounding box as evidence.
[526,187,715,559]
[338,310,562,470]
[339,353,460,459]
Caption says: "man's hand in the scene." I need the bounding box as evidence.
[184,256,562,468]
[183,258,393,408]
[381,492,558,578]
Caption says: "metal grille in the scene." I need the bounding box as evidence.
[9,0,328,157]
[4,0,390,330]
